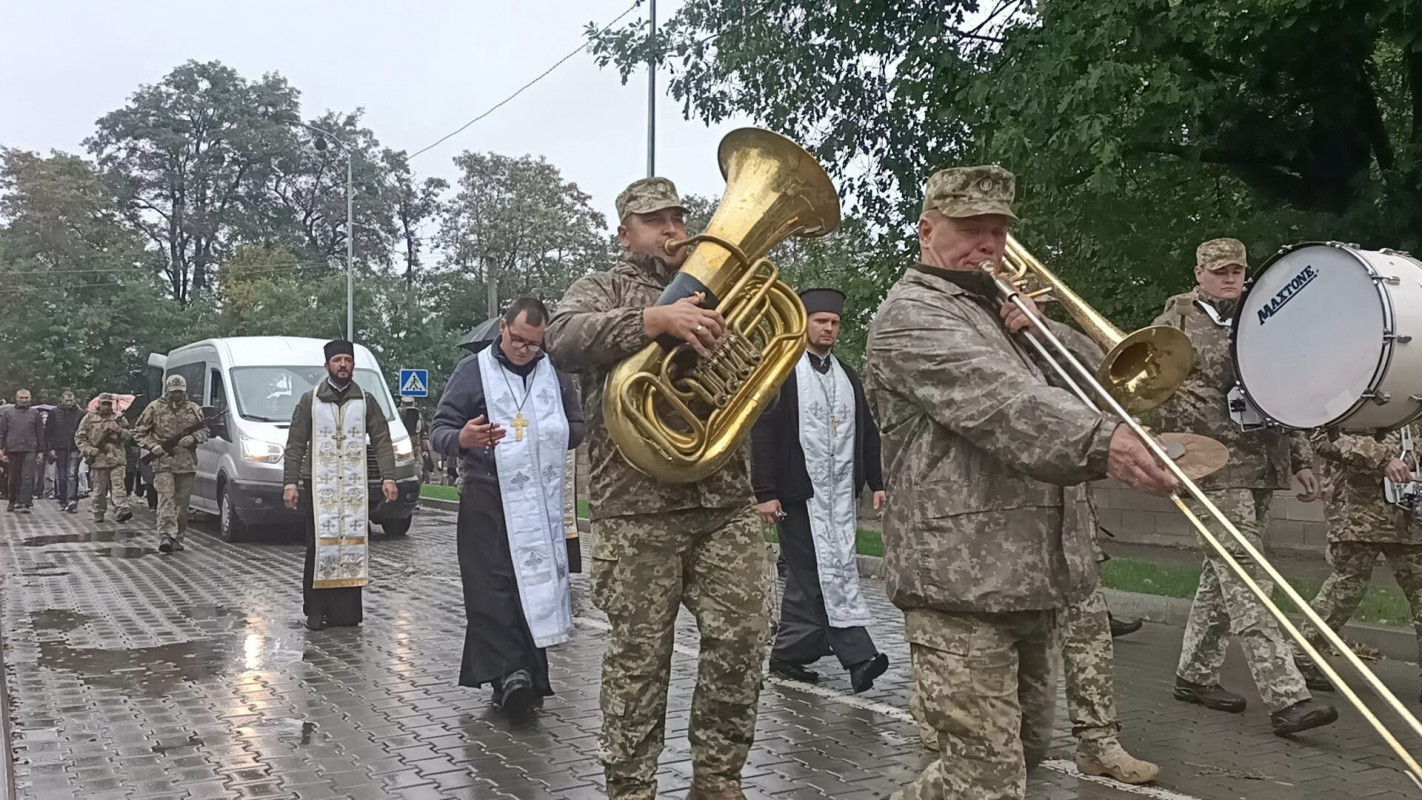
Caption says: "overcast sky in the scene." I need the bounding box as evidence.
[0,0,752,233]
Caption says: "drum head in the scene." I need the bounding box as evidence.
[1234,244,1386,429]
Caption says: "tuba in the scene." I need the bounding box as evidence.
[603,129,841,483]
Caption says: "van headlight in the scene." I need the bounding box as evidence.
[393,437,415,463]
[240,437,284,464]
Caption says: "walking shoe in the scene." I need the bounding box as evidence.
[115,509,133,523]
[93,515,105,524]
[1076,740,1159,784]
[768,658,821,684]
[158,538,174,554]
[17,507,30,515]
[305,613,325,631]
[849,653,890,694]
[65,502,77,513]
[1109,613,1143,638]
[1173,676,1247,713]
[497,669,536,713]
[171,539,185,552]
[1295,657,1334,692]
[1271,698,1338,736]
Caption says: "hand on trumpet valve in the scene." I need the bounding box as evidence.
[1107,424,1180,495]
[999,293,1041,334]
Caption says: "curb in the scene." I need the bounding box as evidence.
[418,495,591,534]
[846,548,1418,665]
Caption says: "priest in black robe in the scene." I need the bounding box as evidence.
[431,298,585,712]
[752,288,889,693]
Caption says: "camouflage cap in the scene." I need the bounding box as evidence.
[922,165,1018,220]
[1196,237,1247,272]
[97,392,115,403]
[615,177,685,221]
[164,374,187,393]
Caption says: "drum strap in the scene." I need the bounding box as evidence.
[1194,299,1233,328]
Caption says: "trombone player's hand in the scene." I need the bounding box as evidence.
[999,294,1041,334]
[1107,425,1179,495]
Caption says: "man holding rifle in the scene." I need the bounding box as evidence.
[76,393,134,524]
[135,375,209,554]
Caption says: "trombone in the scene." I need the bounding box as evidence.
[995,235,1422,788]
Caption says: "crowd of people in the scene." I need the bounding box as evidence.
[7,163,1421,800]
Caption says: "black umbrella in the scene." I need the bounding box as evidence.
[457,317,501,353]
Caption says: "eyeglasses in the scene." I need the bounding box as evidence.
[507,332,543,352]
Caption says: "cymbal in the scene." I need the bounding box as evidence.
[1157,432,1229,481]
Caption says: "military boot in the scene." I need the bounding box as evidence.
[1271,698,1338,736]
[1294,657,1334,692]
[1076,739,1159,785]
[1173,676,1247,712]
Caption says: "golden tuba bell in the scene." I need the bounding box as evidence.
[1000,236,1193,414]
[603,128,841,483]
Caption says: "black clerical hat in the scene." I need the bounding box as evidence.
[799,287,845,316]
[324,339,355,362]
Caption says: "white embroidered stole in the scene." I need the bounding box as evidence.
[795,353,872,627]
[312,387,369,588]
[478,348,574,648]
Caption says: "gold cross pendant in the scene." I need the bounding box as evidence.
[511,412,529,442]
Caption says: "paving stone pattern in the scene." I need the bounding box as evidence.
[1,500,1419,799]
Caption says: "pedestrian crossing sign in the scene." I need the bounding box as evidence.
[398,368,429,398]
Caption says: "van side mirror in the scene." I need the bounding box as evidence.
[203,406,230,442]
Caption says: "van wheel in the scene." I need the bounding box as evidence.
[218,484,246,543]
[381,517,412,537]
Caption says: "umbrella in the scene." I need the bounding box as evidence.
[457,318,501,353]
[87,393,136,414]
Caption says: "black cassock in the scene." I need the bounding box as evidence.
[429,345,585,697]
[751,353,884,668]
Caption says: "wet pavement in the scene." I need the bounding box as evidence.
[2,498,1421,799]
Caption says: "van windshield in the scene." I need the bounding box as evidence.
[229,367,395,423]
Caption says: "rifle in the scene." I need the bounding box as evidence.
[140,414,213,465]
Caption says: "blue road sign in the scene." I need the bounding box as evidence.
[398,368,429,398]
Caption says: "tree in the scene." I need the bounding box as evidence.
[0,149,199,400]
[86,60,303,304]
[590,0,1422,327]
[434,152,610,331]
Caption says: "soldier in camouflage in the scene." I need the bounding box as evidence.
[544,177,771,800]
[1147,237,1337,735]
[135,375,209,554]
[75,393,134,524]
[866,165,1177,800]
[1296,431,1422,699]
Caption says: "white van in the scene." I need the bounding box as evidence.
[147,337,421,541]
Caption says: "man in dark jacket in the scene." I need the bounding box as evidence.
[0,389,46,513]
[751,287,889,693]
[47,391,83,513]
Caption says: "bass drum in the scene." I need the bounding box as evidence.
[1233,242,1422,432]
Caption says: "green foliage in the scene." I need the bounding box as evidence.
[590,0,1422,328]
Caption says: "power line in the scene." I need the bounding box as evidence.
[0,259,339,278]
[407,1,643,161]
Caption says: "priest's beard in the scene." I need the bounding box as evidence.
[326,370,351,389]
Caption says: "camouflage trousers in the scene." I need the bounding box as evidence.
[1176,488,1309,711]
[89,465,128,519]
[153,471,195,542]
[1302,541,1422,672]
[590,506,772,800]
[894,608,1058,800]
[909,590,1119,754]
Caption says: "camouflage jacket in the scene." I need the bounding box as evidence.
[545,251,753,519]
[865,266,1108,614]
[1146,290,1311,490]
[75,411,132,469]
[1313,431,1416,544]
[134,397,209,474]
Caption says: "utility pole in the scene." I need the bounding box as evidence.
[647,0,656,178]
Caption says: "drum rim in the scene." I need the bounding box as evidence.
[1230,240,1394,430]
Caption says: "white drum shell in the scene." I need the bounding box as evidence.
[1234,243,1422,431]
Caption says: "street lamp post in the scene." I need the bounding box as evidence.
[296,121,355,341]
